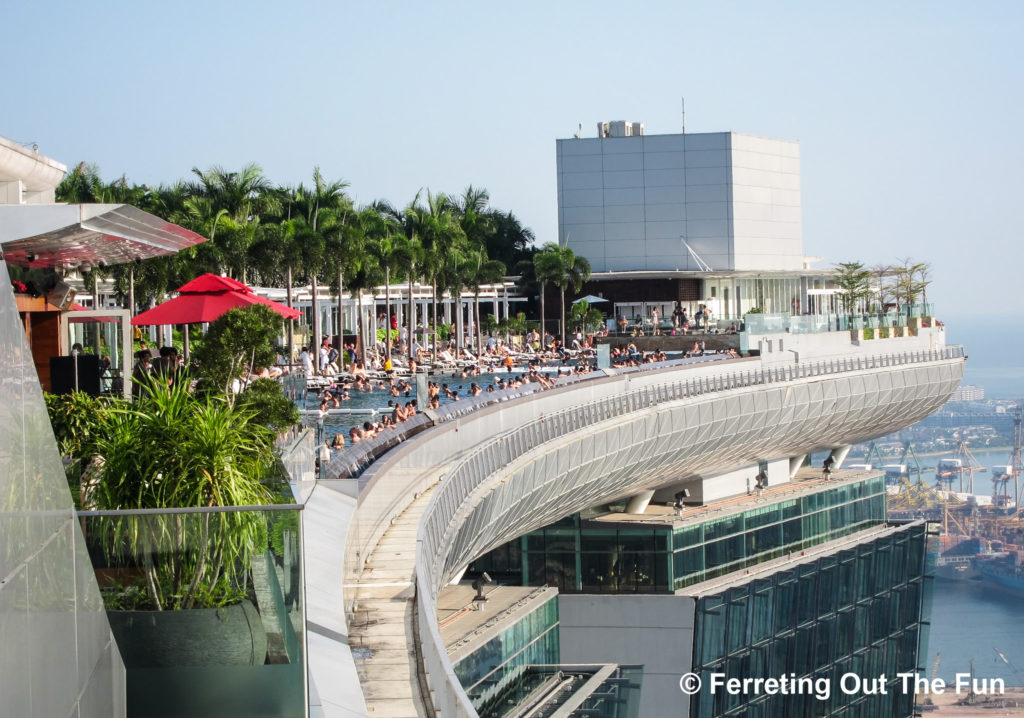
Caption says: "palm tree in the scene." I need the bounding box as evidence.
[484,209,536,270]
[533,243,563,348]
[390,233,425,357]
[360,206,402,363]
[290,168,353,355]
[187,163,279,222]
[323,219,364,366]
[395,192,466,358]
[448,185,493,250]
[464,248,506,354]
[56,162,104,203]
[555,247,591,345]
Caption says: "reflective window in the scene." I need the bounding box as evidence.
[689,523,928,718]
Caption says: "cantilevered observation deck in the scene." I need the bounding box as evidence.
[341,340,964,717]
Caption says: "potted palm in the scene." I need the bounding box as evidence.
[85,378,278,667]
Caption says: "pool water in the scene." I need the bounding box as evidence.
[301,365,584,447]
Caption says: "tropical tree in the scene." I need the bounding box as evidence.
[402,192,466,357]
[289,168,353,353]
[182,163,281,283]
[192,305,285,398]
[464,248,506,353]
[187,163,279,223]
[56,162,104,203]
[323,216,364,365]
[570,299,605,334]
[555,247,591,345]
[890,258,931,313]
[484,209,535,270]
[533,243,563,346]
[832,261,872,313]
[359,205,401,361]
[390,233,425,356]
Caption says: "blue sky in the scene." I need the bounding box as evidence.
[5,1,1022,323]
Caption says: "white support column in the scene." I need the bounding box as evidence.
[624,491,655,515]
[789,454,807,479]
[455,298,463,351]
[829,445,852,469]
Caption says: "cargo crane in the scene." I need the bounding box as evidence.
[992,465,1015,509]
[935,436,982,493]
[1011,404,1024,516]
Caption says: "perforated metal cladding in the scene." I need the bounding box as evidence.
[421,359,963,592]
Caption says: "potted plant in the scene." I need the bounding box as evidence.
[84,378,278,667]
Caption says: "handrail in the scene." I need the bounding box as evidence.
[406,344,964,716]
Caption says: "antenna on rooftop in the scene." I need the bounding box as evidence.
[681,97,686,134]
[573,122,581,139]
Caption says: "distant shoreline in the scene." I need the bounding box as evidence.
[848,446,1013,461]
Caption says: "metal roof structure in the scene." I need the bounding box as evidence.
[0,203,206,270]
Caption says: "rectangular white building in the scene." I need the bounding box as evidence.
[556,129,803,272]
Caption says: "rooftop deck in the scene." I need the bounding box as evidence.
[588,466,882,529]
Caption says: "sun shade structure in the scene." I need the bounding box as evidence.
[572,294,609,304]
[69,303,117,323]
[0,204,207,270]
[131,273,301,326]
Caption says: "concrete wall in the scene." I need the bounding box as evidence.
[0,264,125,718]
[559,594,696,717]
[752,325,949,364]
[557,132,803,273]
[730,134,802,271]
[653,457,792,505]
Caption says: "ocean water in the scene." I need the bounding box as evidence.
[919,448,1024,687]
[927,580,1024,687]
[943,314,1024,400]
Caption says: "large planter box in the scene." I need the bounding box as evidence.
[107,600,268,667]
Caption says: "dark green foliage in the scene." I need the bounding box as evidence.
[87,381,277,610]
[45,391,110,462]
[192,305,283,395]
[833,261,872,313]
[237,378,300,432]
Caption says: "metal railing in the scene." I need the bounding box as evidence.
[327,355,734,480]
[407,344,964,717]
[324,369,612,479]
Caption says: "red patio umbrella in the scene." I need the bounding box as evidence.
[131,274,300,326]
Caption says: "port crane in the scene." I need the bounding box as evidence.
[935,437,982,493]
[1011,404,1024,517]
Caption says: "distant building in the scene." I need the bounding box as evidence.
[950,384,984,402]
[556,123,839,322]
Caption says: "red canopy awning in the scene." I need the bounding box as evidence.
[131,273,301,326]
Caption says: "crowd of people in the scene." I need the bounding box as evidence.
[296,313,746,466]
[315,359,600,462]
[608,342,741,367]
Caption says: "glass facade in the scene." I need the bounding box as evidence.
[472,665,643,718]
[673,477,887,590]
[80,507,305,718]
[453,595,560,714]
[470,477,887,595]
[689,522,930,718]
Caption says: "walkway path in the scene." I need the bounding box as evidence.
[347,480,438,717]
